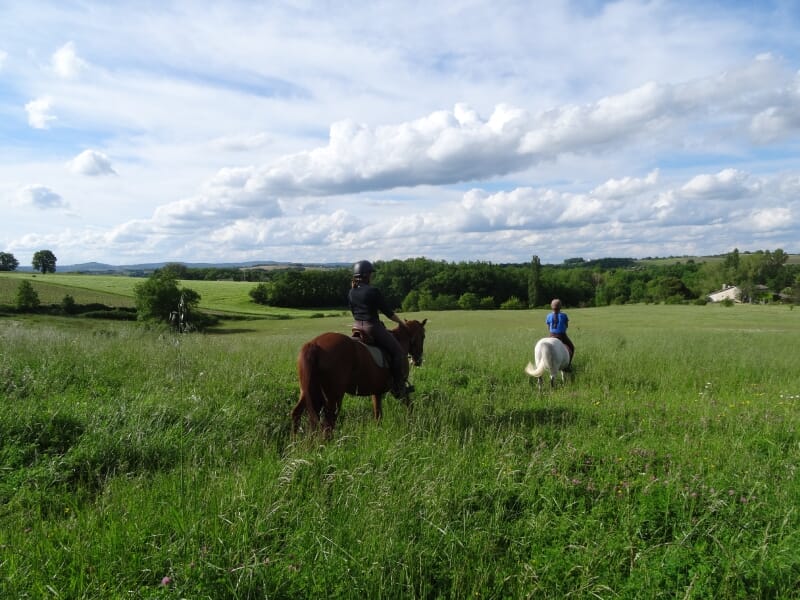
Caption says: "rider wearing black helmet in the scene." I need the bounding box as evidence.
[348,260,413,399]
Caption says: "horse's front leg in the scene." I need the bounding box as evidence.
[371,394,383,421]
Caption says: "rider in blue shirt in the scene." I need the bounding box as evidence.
[546,298,574,369]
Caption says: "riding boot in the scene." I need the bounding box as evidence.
[391,377,414,399]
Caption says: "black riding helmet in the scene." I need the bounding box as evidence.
[353,260,374,276]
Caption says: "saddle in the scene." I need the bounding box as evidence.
[351,327,389,367]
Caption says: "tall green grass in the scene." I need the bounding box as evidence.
[1,305,798,598]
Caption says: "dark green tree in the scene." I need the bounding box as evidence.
[249,283,270,305]
[528,255,542,308]
[0,252,19,271]
[458,292,480,310]
[32,250,57,274]
[15,280,40,311]
[159,262,190,279]
[133,271,200,323]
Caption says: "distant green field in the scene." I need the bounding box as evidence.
[0,272,339,317]
[636,252,800,266]
[0,272,136,307]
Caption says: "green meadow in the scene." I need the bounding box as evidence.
[1,276,799,597]
[0,273,334,317]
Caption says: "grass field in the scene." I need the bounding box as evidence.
[0,272,337,317]
[1,303,799,598]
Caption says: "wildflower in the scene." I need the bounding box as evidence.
[161,576,172,587]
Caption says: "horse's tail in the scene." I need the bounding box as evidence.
[525,339,550,378]
[297,341,326,416]
[525,360,546,378]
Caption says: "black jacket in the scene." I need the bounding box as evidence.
[348,284,394,322]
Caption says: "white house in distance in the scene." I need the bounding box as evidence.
[707,284,741,303]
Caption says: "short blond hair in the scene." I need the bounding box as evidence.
[550,299,561,310]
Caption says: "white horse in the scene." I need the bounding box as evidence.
[525,337,571,389]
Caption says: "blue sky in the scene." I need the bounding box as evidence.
[1,0,799,266]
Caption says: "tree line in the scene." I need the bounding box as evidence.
[4,249,798,316]
[246,249,800,310]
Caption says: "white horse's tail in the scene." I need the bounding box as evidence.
[525,360,545,378]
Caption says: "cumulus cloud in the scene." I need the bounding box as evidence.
[16,185,68,209]
[3,4,800,267]
[25,97,56,129]
[145,55,794,222]
[0,50,7,71]
[748,207,792,231]
[52,41,87,78]
[592,170,660,199]
[68,149,117,176]
[680,169,758,199]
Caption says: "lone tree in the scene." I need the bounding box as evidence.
[528,254,542,308]
[0,252,19,271]
[133,271,200,324]
[15,280,40,311]
[32,250,57,274]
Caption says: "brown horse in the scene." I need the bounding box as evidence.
[292,319,427,437]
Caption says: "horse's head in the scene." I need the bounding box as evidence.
[405,318,427,367]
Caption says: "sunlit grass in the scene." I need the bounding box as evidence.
[1,305,799,597]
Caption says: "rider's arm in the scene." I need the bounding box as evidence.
[388,312,408,328]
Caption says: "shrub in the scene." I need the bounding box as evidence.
[500,296,526,310]
[61,294,77,315]
[479,296,496,309]
[14,280,40,311]
[458,292,480,310]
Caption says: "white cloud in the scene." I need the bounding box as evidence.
[748,207,792,231]
[52,41,87,79]
[2,2,800,265]
[25,97,56,129]
[0,50,7,71]
[16,185,68,209]
[681,169,757,199]
[68,150,117,176]
[592,170,660,199]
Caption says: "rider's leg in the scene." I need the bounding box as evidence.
[371,324,410,396]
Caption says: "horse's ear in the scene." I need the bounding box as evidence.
[421,318,427,326]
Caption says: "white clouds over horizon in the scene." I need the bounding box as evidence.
[1,0,800,265]
[68,149,117,176]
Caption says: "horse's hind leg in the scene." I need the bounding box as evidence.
[291,394,305,434]
[322,393,343,439]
